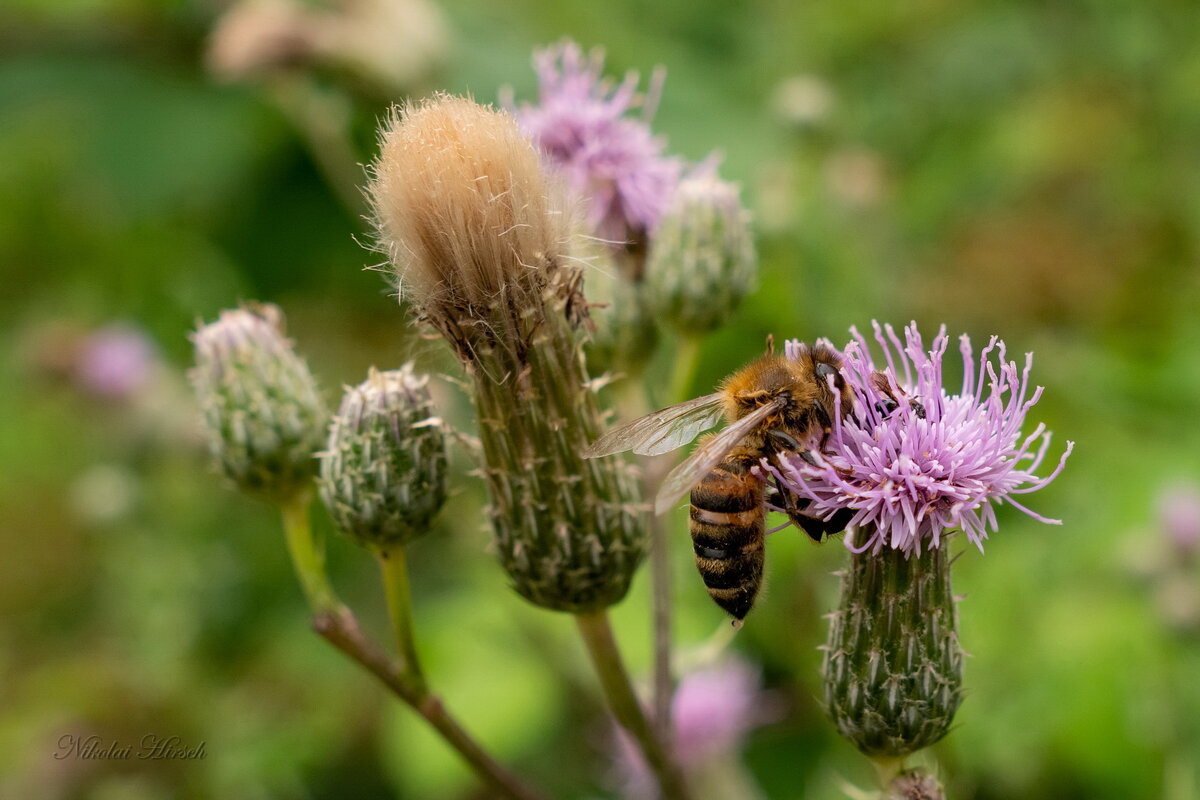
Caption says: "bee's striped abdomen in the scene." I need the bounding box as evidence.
[689,456,764,620]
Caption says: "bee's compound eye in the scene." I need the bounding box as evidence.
[693,543,730,560]
[815,362,845,389]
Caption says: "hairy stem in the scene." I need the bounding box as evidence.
[575,610,692,800]
[377,546,427,690]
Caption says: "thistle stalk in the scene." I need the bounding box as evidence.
[576,610,691,800]
[280,495,543,800]
[193,307,543,800]
[367,94,688,799]
[377,546,426,689]
[280,492,340,614]
[312,607,548,800]
[648,334,704,739]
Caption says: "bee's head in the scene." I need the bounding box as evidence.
[799,343,853,426]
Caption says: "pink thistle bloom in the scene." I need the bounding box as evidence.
[75,324,159,400]
[507,40,683,245]
[1158,483,1200,557]
[767,322,1073,556]
[613,658,773,798]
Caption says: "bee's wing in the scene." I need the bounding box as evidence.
[654,399,784,515]
[583,393,725,458]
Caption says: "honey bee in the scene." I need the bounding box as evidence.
[584,342,859,621]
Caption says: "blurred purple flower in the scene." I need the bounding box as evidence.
[614,658,772,798]
[767,322,1073,556]
[507,40,683,245]
[1158,483,1200,557]
[75,324,159,400]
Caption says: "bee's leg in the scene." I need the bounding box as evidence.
[766,428,822,467]
[770,473,826,542]
[794,513,829,542]
[766,428,802,453]
[874,396,927,419]
[820,507,856,535]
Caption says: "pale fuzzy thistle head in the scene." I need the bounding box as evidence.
[369,94,583,362]
[207,0,447,90]
[310,0,449,92]
[319,365,447,550]
[190,304,328,502]
[206,0,318,82]
[368,93,645,611]
[768,322,1073,556]
[508,40,683,245]
[646,171,757,335]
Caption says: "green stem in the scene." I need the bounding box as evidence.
[268,76,365,216]
[377,546,427,690]
[870,756,905,788]
[313,608,549,800]
[649,334,705,736]
[280,492,340,613]
[668,335,703,407]
[649,513,673,742]
[279,498,544,800]
[575,610,692,800]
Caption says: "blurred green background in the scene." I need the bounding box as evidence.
[3,1,1200,798]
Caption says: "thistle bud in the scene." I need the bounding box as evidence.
[190,304,328,502]
[584,268,660,377]
[646,173,756,336]
[368,95,646,612]
[318,366,447,550]
[822,542,964,759]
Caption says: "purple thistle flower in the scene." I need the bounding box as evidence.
[767,322,1073,556]
[1158,483,1200,557]
[612,657,773,798]
[506,40,683,245]
[75,324,159,400]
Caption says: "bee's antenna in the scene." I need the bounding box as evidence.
[764,333,775,355]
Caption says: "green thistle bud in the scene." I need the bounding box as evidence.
[318,365,448,550]
[190,303,328,503]
[583,268,660,377]
[822,542,964,759]
[646,173,756,336]
[368,95,647,612]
